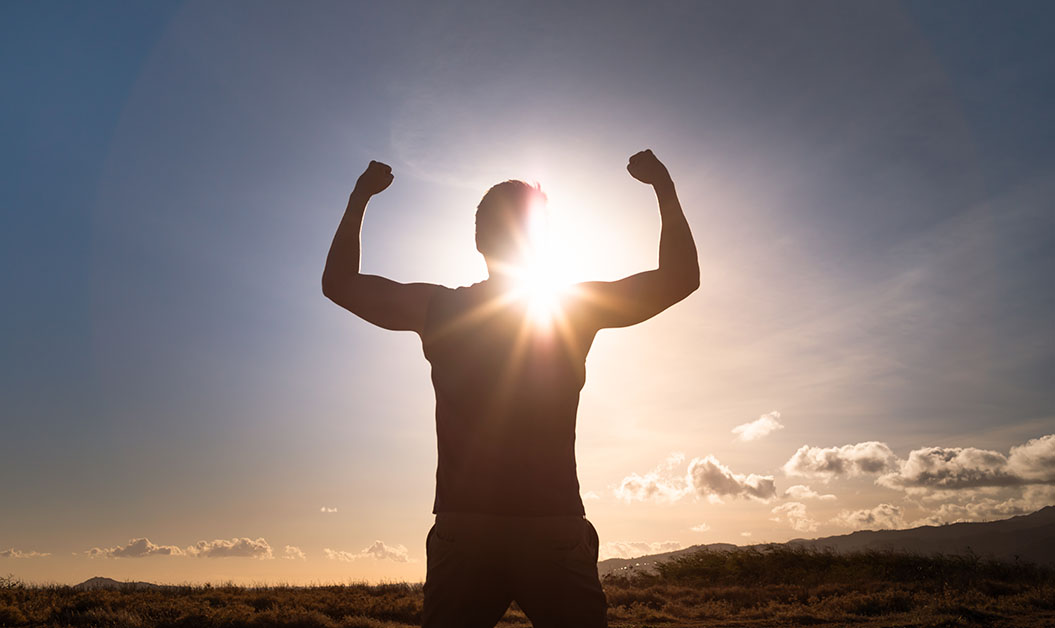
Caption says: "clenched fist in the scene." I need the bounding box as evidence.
[354,160,394,197]
[626,149,671,186]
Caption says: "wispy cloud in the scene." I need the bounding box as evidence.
[324,541,409,563]
[320,507,338,513]
[690,522,711,532]
[732,411,784,441]
[832,503,905,530]
[0,548,51,558]
[783,485,837,500]
[283,545,306,560]
[186,538,273,559]
[771,502,818,532]
[87,538,184,558]
[599,540,683,561]
[911,486,1055,526]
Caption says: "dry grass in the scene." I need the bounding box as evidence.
[1,548,1052,627]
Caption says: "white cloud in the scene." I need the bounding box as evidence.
[732,411,784,441]
[283,545,306,560]
[614,471,689,503]
[911,486,1055,526]
[690,523,711,532]
[0,548,50,558]
[186,538,273,559]
[325,541,409,563]
[687,455,777,502]
[616,454,776,503]
[87,538,184,558]
[598,540,683,561]
[879,446,1018,491]
[783,485,837,500]
[581,490,601,501]
[783,441,898,480]
[771,502,819,532]
[1008,434,1055,482]
[877,435,1055,495]
[740,532,752,537]
[323,548,358,562]
[833,503,905,530]
[320,507,338,513]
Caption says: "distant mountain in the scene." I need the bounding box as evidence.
[790,505,1055,563]
[598,543,737,577]
[598,506,1055,577]
[73,576,162,590]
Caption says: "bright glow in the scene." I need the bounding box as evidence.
[517,201,572,327]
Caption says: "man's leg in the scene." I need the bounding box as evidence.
[422,516,514,628]
[510,517,608,628]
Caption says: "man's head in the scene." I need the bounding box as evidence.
[475,180,547,268]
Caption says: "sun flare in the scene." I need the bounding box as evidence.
[514,204,574,326]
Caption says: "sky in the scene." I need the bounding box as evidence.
[2,0,1054,585]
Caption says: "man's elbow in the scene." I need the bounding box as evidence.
[321,272,337,301]
[675,262,700,299]
[321,272,354,305]
[678,270,700,300]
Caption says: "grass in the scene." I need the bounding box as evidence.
[2,547,1053,627]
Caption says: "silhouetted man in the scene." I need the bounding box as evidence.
[323,150,699,628]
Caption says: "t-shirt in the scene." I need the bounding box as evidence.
[421,281,594,516]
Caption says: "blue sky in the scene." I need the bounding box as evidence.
[2,1,1054,584]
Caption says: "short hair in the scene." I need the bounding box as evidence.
[475,180,547,258]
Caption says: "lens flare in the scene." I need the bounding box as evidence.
[515,201,569,327]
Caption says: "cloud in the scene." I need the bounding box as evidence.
[740,532,752,538]
[614,453,692,503]
[911,486,1055,526]
[0,548,51,558]
[687,455,777,502]
[186,538,273,559]
[690,523,711,532]
[581,490,601,501]
[614,471,689,503]
[87,538,184,558]
[320,507,338,513]
[1008,434,1055,482]
[876,435,1055,495]
[732,411,785,441]
[325,541,409,563]
[783,485,837,500]
[783,441,897,480]
[771,502,819,532]
[283,545,306,560]
[880,447,1017,491]
[616,454,776,503]
[598,541,683,561]
[323,549,358,562]
[832,503,905,530]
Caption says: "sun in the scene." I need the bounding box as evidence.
[515,205,573,327]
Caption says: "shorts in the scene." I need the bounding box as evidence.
[422,513,608,628]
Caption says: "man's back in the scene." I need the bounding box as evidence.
[322,150,698,627]
[423,281,596,516]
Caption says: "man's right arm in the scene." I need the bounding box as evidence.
[572,150,700,330]
[322,161,439,334]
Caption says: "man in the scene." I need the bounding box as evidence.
[322,149,699,628]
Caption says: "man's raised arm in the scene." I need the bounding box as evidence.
[322,160,439,334]
[576,150,700,329]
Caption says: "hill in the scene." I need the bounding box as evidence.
[72,576,162,591]
[598,505,1055,577]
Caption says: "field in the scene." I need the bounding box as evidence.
[2,547,1053,627]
